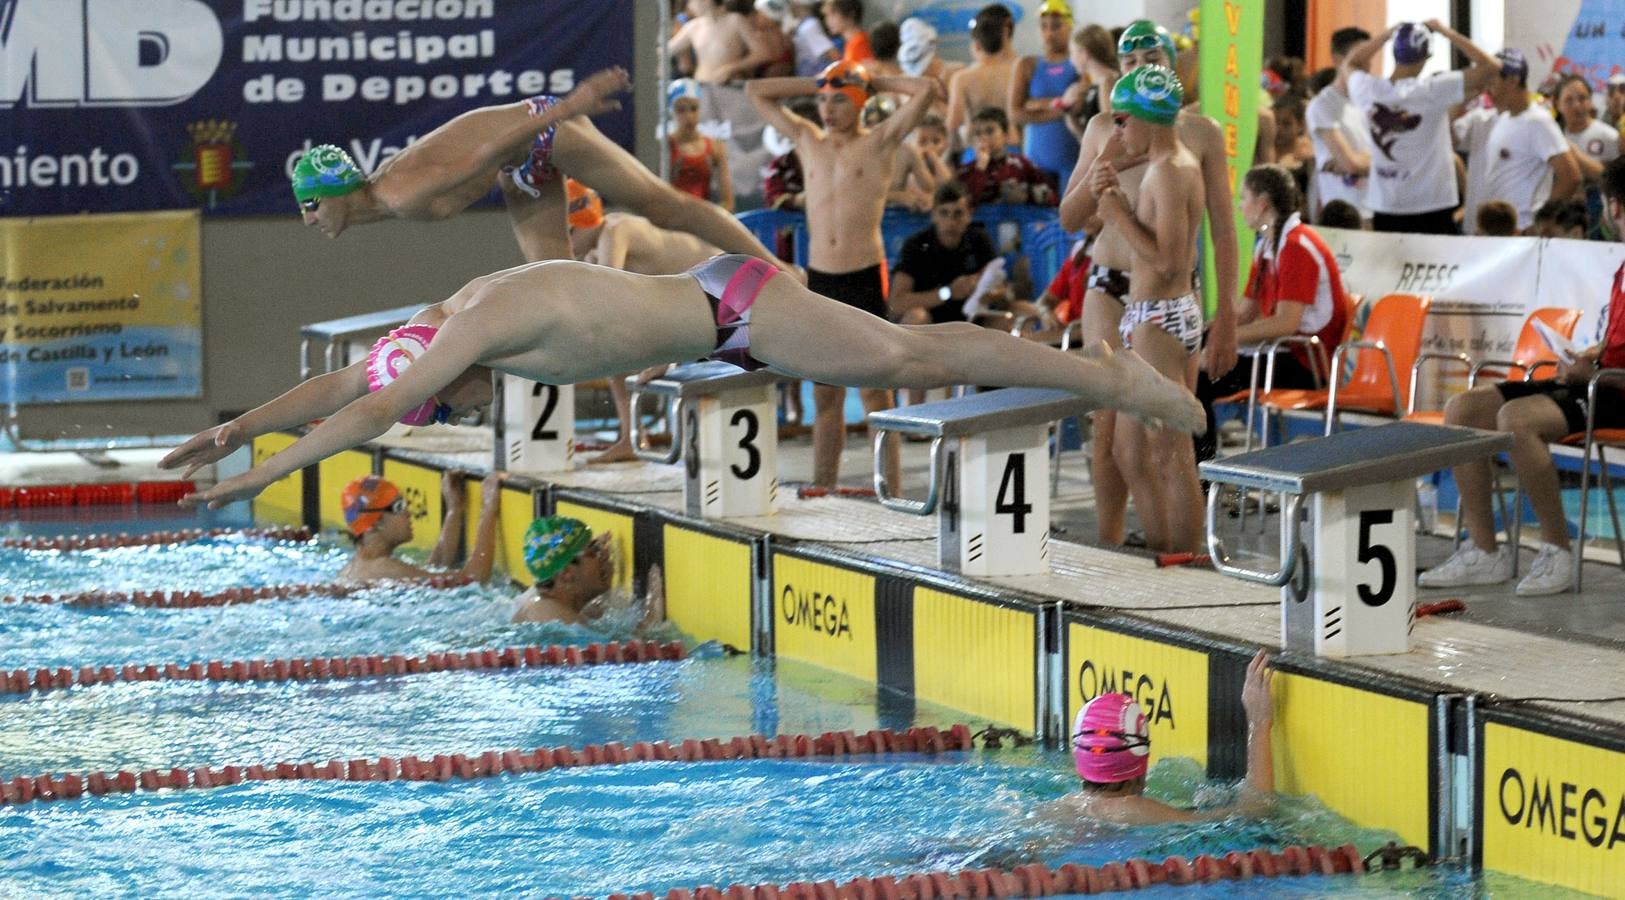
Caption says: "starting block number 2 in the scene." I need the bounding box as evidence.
[504,379,575,473]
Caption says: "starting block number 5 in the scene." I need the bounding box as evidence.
[684,390,777,518]
[1288,481,1413,656]
[941,426,1049,576]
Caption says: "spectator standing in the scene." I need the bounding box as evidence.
[1461,50,1578,234]
[1010,0,1081,194]
[668,0,778,84]
[1554,73,1620,230]
[956,107,1055,206]
[1305,26,1372,220]
[867,20,903,77]
[1059,24,1120,140]
[788,0,839,76]
[897,17,959,117]
[736,0,794,77]
[823,0,871,63]
[1270,94,1314,208]
[1343,20,1497,234]
[667,86,734,209]
[947,4,1020,151]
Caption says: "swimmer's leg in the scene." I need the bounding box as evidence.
[1081,293,1131,545]
[748,278,1204,433]
[499,170,571,263]
[1114,324,1202,552]
[812,383,847,487]
[550,118,780,265]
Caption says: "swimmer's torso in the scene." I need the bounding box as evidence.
[799,127,895,272]
[432,260,717,383]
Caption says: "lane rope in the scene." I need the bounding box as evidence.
[2,573,471,610]
[1,526,311,552]
[1,640,686,697]
[0,724,974,807]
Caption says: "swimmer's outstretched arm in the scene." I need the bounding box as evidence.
[182,318,492,509]
[159,363,371,479]
[377,67,631,216]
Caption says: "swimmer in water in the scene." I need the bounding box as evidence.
[335,471,502,585]
[510,516,664,629]
[1040,649,1274,826]
[289,66,785,271]
[161,254,1204,509]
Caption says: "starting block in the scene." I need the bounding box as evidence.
[868,388,1095,576]
[493,373,576,473]
[1200,422,1510,657]
[629,362,784,518]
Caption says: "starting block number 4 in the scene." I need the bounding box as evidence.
[683,388,777,518]
[503,378,575,473]
[941,425,1050,576]
[1287,480,1414,656]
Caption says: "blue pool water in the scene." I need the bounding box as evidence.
[0,514,1578,897]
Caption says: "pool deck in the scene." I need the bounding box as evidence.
[8,421,1618,731]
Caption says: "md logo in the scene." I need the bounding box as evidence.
[1,0,223,108]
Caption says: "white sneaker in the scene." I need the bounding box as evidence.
[1515,543,1575,596]
[1417,543,1512,588]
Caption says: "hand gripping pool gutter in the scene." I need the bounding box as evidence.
[0,640,686,696]
[0,724,975,808]
[620,844,1371,900]
[1,573,471,610]
[0,526,311,551]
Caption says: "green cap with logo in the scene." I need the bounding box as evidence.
[1117,19,1178,65]
[522,516,593,584]
[290,144,365,203]
[1111,65,1183,126]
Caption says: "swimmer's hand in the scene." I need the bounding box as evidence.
[557,67,632,119]
[1241,649,1274,727]
[179,468,272,510]
[159,421,249,481]
[1097,187,1131,223]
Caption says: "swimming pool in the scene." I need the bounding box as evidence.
[0,513,1576,897]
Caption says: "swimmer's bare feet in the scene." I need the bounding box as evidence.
[589,438,638,465]
[1093,341,1205,434]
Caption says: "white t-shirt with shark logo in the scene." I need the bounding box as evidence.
[1348,69,1466,214]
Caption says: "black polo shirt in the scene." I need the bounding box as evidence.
[893,224,998,323]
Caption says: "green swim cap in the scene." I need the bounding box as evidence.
[1117,19,1177,65]
[290,144,365,203]
[523,516,592,584]
[1111,65,1183,126]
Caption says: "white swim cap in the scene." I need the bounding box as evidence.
[898,18,939,77]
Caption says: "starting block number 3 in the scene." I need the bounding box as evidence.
[941,426,1049,576]
[684,389,776,518]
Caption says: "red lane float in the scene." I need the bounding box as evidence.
[0,640,689,696]
[0,480,194,510]
[0,724,977,808]
[637,847,1366,900]
[1,573,472,609]
[0,526,311,552]
[793,486,877,500]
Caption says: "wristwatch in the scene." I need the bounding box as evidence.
[938,285,953,302]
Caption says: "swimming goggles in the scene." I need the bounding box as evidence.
[299,197,321,213]
[1117,33,1164,56]
[1073,728,1151,752]
[816,73,870,92]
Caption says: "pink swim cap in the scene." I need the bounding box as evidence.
[1073,693,1151,784]
[366,324,442,426]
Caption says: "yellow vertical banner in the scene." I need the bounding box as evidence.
[1198,0,1263,317]
[1,210,201,403]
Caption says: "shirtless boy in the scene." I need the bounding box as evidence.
[1095,66,1207,554]
[946,4,1019,151]
[1059,22,1239,546]
[510,516,666,630]
[336,471,501,585]
[163,255,1203,509]
[668,0,780,84]
[746,61,937,488]
[290,66,781,270]
[564,180,720,463]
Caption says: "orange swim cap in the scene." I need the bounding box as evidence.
[341,475,403,538]
[565,178,603,230]
[816,59,873,112]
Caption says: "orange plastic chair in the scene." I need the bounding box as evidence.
[1405,306,1584,425]
[1258,293,1431,435]
[1217,292,1360,451]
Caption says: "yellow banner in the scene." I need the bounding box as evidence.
[1,210,201,402]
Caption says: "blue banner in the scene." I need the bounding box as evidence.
[0,0,634,216]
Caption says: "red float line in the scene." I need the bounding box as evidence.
[1415,599,1466,618]
[625,844,1366,900]
[1,574,472,610]
[0,639,687,697]
[793,486,878,500]
[0,480,196,510]
[0,526,312,552]
[0,725,976,808]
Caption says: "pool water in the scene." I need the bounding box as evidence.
[0,515,1581,897]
